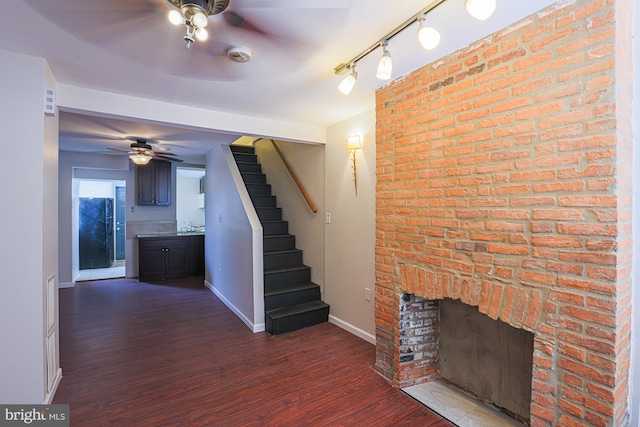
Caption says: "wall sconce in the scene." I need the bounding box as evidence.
[347,135,362,195]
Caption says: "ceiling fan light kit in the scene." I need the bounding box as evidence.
[167,0,229,49]
[130,153,153,166]
[334,0,497,94]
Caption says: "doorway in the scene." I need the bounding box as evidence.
[176,167,206,232]
[77,179,126,281]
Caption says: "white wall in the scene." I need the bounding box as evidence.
[57,84,326,144]
[325,109,377,343]
[254,139,326,293]
[79,180,121,198]
[206,145,264,331]
[0,49,59,403]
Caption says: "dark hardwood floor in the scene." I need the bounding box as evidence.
[53,277,453,426]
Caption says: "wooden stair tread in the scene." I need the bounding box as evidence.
[264,249,301,255]
[266,300,329,319]
[264,265,309,274]
[264,282,319,297]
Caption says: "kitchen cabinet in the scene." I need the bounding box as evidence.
[137,159,172,206]
[192,234,205,275]
[138,234,204,281]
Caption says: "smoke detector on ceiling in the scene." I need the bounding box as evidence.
[227,46,252,63]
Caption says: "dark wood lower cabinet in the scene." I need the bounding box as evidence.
[138,234,204,281]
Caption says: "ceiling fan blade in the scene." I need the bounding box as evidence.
[152,151,178,156]
[153,153,184,162]
[236,0,349,8]
[23,0,168,44]
[107,147,134,154]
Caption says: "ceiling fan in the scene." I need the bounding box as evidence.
[107,138,184,165]
[21,0,349,81]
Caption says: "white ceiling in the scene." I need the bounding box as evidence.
[0,0,556,163]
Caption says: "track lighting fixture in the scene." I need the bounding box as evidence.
[376,41,392,80]
[334,0,498,94]
[338,65,358,95]
[465,0,496,21]
[417,16,440,50]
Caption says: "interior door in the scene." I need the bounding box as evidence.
[115,186,126,260]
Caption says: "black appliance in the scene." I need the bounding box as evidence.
[79,197,114,270]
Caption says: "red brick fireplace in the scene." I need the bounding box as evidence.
[374,0,633,426]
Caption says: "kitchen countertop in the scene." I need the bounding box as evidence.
[137,232,205,238]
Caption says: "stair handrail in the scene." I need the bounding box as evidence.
[268,139,318,213]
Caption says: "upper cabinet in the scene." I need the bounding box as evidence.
[137,159,172,206]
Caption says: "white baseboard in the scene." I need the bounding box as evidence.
[45,368,62,404]
[204,280,265,333]
[58,282,75,289]
[329,315,376,345]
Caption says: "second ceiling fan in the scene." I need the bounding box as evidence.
[107,138,184,165]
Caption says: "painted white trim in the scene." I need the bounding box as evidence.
[58,281,75,289]
[329,315,376,345]
[44,368,62,404]
[204,280,265,333]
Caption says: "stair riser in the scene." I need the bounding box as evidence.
[237,163,262,173]
[264,251,303,270]
[256,208,282,222]
[251,195,277,207]
[246,184,272,195]
[264,287,321,311]
[230,146,255,154]
[264,236,296,251]
[264,268,311,291]
[266,306,330,335]
[233,153,258,163]
[241,173,266,184]
[262,222,289,235]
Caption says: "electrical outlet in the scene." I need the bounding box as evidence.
[364,288,371,301]
[325,212,331,224]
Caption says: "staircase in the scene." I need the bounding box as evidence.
[230,145,330,335]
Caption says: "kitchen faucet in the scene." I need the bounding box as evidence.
[180,219,193,233]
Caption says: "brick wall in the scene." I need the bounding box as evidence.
[374,0,633,426]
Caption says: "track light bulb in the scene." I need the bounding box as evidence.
[338,67,357,95]
[376,45,392,80]
[418,19,440,50]
[168,10,183,25]
[192,11,208,28]
[465,0,496,21]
